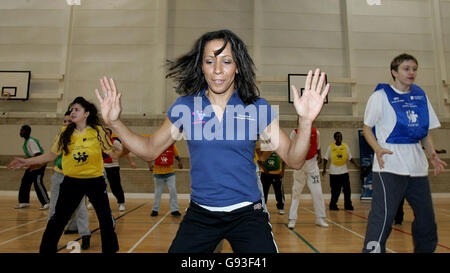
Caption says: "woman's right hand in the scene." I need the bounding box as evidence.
[375,147,393,169]
[291,69,330,123]
[95,76,122,126]
[8,157,30,169]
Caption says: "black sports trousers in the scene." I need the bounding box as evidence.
[168,199,278,253]
[39,176,118,253]
[18,165,49,206]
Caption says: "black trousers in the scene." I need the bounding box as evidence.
[260,172,285,210]
[168,200,278,253]
[395,197,406,224]
[39,176,118,253]
[363,173,437,253]
[18,165,49,206]
[329,173,352,208]
[105,166,125,204]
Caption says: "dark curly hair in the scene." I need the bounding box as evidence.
[166,29,259,105]
[58,96,110,155]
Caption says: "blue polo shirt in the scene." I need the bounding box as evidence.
[167,89,277,207]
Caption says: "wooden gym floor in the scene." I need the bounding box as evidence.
[0,194,449,253]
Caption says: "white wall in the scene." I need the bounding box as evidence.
[0,0,449,117]
[0,0,449,157]
[0,0,66,112]
[165,0,254,110]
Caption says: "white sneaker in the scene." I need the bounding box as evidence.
[40,204,49,210]
[279,210,285,215]
[315,217,329,227]
[118,203,125,212]
[87,203,93,209]
[15,203,30,209]
[288,219,296,229]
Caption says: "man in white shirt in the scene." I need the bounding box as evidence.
[15,125,50,209]
[288,127,328,228]
[322,132,359,210]
[361,53,446,253]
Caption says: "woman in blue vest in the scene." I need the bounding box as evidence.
[362,53,447,253]
[95,29,329,253]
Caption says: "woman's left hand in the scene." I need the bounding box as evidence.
[291,68,330,123]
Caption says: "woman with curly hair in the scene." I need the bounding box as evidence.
[9,96,120,253]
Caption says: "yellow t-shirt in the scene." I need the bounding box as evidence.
[51,125,112,178]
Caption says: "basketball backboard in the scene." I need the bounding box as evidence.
[288,73,328,104]
[0,71,31,100]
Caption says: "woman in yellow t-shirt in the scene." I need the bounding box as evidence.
[8,97,119,253]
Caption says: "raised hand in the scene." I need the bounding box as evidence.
[95,76,122,126]
[291,68,330,123]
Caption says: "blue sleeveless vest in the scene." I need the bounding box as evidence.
[374,83,429,144]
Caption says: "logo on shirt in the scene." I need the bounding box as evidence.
[266,159,276,167]
[253,203,262,211]
[391,97,404,103]
[73,152,88,163]
[192,110,206,124]
[406,110,418,124]
[410,95,424,101]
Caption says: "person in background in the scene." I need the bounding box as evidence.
[148,138,183,217]
[362,53,446,253]
[9,96,120,253]
[258,151,286,215]
[104,128,128,212]
[48,110,91,250]
[288,126,328,228]
[322,131,359,211]
[15,125,50,210]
